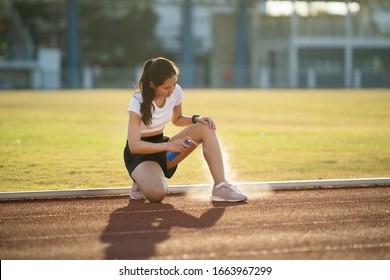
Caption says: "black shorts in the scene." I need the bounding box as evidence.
[123,133,177,180]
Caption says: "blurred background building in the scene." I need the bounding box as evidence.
[0,0,389,89]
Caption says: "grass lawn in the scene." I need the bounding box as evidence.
[0,89,389,192]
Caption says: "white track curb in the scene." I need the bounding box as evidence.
[0,178,389,201]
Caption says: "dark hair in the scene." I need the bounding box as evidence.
[138,57,179,126]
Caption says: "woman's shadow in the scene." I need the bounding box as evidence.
[101,195,241,259]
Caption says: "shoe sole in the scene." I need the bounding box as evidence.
[210,196,247,202]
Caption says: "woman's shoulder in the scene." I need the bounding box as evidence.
[175,83,183,91]
[173,84,184,96]
[172,84,184,105]
[132,92,142,102]
[128,92,142,112]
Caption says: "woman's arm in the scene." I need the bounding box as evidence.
[171,103,193,127]
[127,112,166,154]
[171,103,216,130]
[127,111,189,154]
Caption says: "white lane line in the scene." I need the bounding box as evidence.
[0,230,169,242]
[2,217,389,242]
[1,178,389,200]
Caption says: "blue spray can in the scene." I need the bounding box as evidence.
[166,140,190,161]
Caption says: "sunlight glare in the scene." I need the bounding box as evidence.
[266,1,360,17]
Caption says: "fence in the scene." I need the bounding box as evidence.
[1,65,390,89]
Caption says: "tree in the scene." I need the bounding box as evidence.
[13,0,163,68]
[13,0,65,49]
[80,1,162,67]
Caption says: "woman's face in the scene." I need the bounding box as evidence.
[152,75,178,98]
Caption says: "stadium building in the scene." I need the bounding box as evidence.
[210,0,390,88]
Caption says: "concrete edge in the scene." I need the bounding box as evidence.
[1,178,389,201]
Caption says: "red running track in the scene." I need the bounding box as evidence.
[1,186,389,260]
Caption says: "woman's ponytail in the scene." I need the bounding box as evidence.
[139,59,155,126]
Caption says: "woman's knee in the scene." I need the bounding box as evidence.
[143,185,167,202]
[131,161,168,203]
[194,122,216,138]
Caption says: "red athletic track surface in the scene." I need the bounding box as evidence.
[1,186,389,260]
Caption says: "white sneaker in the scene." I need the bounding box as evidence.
[130,182,145,200]
[210,181,247,202]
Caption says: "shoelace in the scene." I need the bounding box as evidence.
[215,181,241,193]
[225,183,241,193]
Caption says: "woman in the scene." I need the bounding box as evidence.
[124,57,247,203]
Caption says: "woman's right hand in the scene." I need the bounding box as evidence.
[167,138,191,153]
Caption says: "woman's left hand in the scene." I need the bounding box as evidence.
[196,116,216,130]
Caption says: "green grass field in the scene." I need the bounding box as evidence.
[0,89,389,192]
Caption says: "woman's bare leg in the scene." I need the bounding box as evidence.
[167,123,225,184]
[168,123,247,202]
[131,161,168,202]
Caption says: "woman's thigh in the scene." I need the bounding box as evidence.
[131,161,168,202]
[169,122,208,144]
[165,124,210,170]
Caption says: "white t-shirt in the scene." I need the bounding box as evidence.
[127,84,184,134]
